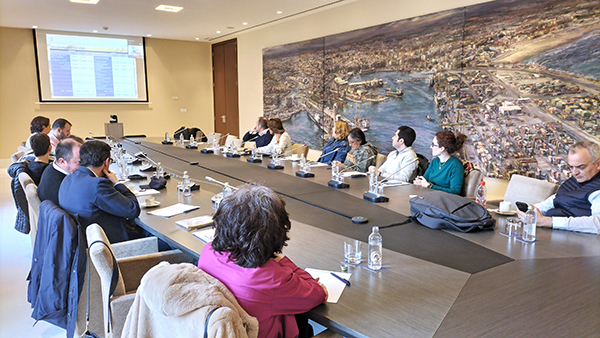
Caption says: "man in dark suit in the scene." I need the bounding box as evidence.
[242,116,273,148]
[38,136,83,206]
[59,140,140,243]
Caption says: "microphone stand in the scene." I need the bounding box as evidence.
[162,132,173,145]
[363,158,418,203]
[267,149,284,170]
[295,154,314,178]
[204,176,239,208]
[246,136,263,163]
[327,155,375,189]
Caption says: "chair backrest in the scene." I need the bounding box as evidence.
[18,172,33,190]
[24,183,41,247]
[375,153,387,168]
[207,132,222,144]
[503,174,558,209]
[11,151,24,163]
[461,169,483,198]
[87,224,127,337]
[415,153,430,177]
[224,135,238,147]
[292,143,309,158]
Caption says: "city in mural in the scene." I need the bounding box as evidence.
[263,0,600,183]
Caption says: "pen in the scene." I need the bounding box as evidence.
[330,272,351,286]
[183,207,200,214]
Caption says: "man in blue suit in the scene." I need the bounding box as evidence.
[59,140,140,243]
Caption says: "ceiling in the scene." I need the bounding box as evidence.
[0,0,352,42]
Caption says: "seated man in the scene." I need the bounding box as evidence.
[37,136,83,206]
[369,126,418,182]
[23,116,51,157]
[242,116,273,148]
[59,140,140,243]
[518,141,600,235]
[27,133,52,185]
[48,118,72,152]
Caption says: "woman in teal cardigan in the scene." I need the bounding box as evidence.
[414,130,467,195]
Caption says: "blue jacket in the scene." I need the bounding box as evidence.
[27,200,86,338]
[317,138,349,164]
[243,130,273,148]
[59,166,141,243]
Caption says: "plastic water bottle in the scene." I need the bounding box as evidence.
[182,171,191,197]
[156,162,164,178]
[368,226,382,271]
[523,205,537,242]
[476,180,487,207]
[179,133,185,146]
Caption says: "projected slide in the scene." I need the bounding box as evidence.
[35,30,148,102]
[47,34,138,98]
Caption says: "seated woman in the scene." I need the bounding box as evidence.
[197,184,328,338]
[256,118,293,156]
[318,120,350,164]
[336,127,377,173]
[413,130,467,195]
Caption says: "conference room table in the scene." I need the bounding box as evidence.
[120,138,600,338]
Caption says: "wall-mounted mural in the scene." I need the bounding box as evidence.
[263,0,600,183]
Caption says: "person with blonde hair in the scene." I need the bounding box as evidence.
[414,130,467,195]
[318,120,350,164]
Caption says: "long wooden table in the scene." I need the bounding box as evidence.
[122,138,600,338]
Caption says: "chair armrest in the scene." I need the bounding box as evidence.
[112,237,158,259]
[110,293,137,338]
[118,250,195,292]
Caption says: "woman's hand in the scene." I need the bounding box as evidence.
[314,278,329,302]
[413,176,430,188]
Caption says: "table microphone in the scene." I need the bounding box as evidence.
[328,155,375,189]
[364,157,419,203]
[201,133,230,153]
[204,176,239,190]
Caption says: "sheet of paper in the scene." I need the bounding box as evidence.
[305,268,351,303]
[133,188,161,197]
[148,203,200,218]
[308,162,329,167]
[192,228,216,243]
[342,171,366,178]
[176,215,213,231]
[381,180,410,187]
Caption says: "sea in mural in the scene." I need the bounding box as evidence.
[285,71,438,157]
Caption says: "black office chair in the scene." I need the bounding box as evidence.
[415,153,429,177]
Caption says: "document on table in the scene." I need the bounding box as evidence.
[341,171,366,178]
[192,227,216,243]
[175,215,213,231]
[381,180,410,187]
[133,188,161,197]
[148,203,200,218]
[309,162,328,167]
[305,268,351,303]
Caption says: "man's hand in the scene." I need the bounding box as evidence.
[103,168,119,185]
[368,166,380,175]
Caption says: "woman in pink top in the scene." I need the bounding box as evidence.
[197,184,328,338]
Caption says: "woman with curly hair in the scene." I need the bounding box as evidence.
[197,184,327,338]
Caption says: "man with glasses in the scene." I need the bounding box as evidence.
[59,140,141,243]
[517,141,600,235]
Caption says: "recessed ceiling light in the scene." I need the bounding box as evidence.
[70,0,100,4]
[277,11,283,14]
[32,25,38,29]
[195,38,200,40]
[243,22,248,25]
[92,29,98,33]
[155,4,183,12]
[147,34,152,37]
[216,31,221,34]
